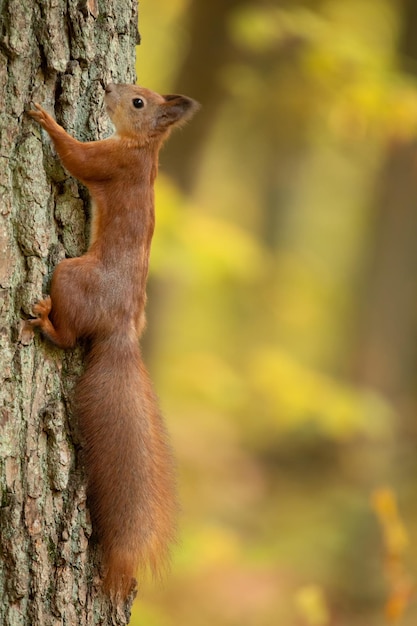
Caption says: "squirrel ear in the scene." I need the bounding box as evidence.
[156,95,200,129]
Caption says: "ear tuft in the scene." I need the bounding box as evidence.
[157,95,200,130]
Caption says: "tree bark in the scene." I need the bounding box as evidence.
[0,0,139,623]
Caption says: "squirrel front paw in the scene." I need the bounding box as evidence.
[28,104,55,131]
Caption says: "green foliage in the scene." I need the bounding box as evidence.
[246,345,392,439]
[133,0,417,624]
[152,176,266,284]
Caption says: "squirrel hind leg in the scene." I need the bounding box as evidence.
[26,296,77,349]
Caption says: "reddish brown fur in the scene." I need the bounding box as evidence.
[27,84,199,600]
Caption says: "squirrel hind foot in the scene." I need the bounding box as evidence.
[32,296,52,318]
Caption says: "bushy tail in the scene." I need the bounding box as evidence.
[76,332,177,599]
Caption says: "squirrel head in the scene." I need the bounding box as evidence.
[104,83,199,144]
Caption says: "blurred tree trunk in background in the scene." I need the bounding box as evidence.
[353,0,417,403]
[144,0,246,361]
[160,0,245,194]
[0,0,138,623]
[144,0,324,361]
[161,0,322,231]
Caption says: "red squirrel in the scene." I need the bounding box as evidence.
[26,83,199,599]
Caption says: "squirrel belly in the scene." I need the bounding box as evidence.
[26,84,199,599]
[77,331,176,597]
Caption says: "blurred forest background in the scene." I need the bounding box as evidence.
[131,1,417,625]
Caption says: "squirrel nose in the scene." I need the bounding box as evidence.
[105,83,115,94]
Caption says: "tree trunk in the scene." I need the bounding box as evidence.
[0,0,139,623]
[352,0,417,403]
[159,0,244,194]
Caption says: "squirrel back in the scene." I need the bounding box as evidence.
[27,84,199,599]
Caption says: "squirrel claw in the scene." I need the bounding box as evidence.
[32,296,52,320]
[28,104,51,128]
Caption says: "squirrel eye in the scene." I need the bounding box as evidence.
[132,98,144,109]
